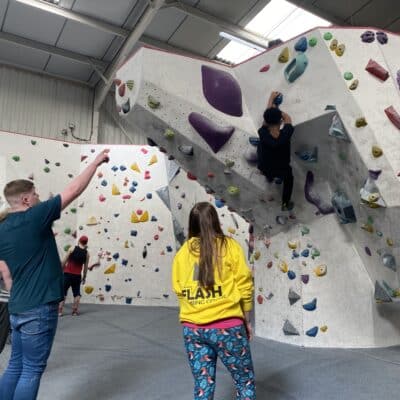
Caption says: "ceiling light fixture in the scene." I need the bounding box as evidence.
[219,31,266,52]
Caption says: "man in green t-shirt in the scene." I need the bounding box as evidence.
[0,149,109,400]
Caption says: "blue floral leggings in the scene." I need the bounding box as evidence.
[183,324,256,400]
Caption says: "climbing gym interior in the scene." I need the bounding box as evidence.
[1,0,400,399]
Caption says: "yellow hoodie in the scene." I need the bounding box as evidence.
[172,237,253,324]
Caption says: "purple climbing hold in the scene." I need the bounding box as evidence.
[369,170,382,180]
[304,171,334,215]
[365,246,372,256]
[301,274,309,284]
[376,31,388,45]
[361,30,375,43]
[189,112,234,153]
[201,65,243,117]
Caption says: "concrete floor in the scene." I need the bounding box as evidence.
[1,304,400,400]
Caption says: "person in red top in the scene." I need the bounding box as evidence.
[58,236,89,316]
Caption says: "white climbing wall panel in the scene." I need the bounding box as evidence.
[117,27,400,347]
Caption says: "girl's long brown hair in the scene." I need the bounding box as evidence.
[188,202,227,288]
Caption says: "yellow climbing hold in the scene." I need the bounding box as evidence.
[314,264,327,277]
[278,47,289,63]
[112,184,121,195]
[387,238,394,246]
[320,325,328,332]
[228,227,236,235]
[126,80,134,90]
[329,39,338,51]
[86,216,98,226]
[279,260,288,273]
[335,44,345,56]
[131,211,140,223]
[371,146,383,158]
[355,117,367,127]
[287,240,297,250]
[254,251,261,261]
[104,263,116,274]
[84,286,94,294]
[349,79,359,90]
[124,240,129,248]
[140,210,149,222]
[361,223,374,233]
[148,154,158,166]
[164,128,175,139]
[130,162,141,173]
[367,193,380,203]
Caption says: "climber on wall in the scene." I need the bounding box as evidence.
[58,235,90,317]
[257,91,295,211]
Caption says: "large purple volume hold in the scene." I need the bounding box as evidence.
[201,65,243,117]
[189,112,235,153]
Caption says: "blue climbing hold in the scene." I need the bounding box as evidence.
[166,246,173,252]
[111,166,118,172]
[151,216,158,222]
[146,193,152,199]
[249,137,260,146]
[132,181,138,187]
[129,186,136,193]
[284,53,308,83]
[120,165,127,171]
[294,36,307,52]
[306,326,319,337]
[301,249,309,257]
[288,270,296,280]
[273,93,283,106]
[130,230,137,236]
[101,180,108,186]
[113,253,119,260]
[121,259,128,266]
[292,250,299,258]
[215,199,225,208]
[105,284,112,292]
[303,298,317,311]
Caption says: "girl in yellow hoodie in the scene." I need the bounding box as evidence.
[172,202,255,400]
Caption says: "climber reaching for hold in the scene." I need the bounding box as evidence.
[257,91,295,211]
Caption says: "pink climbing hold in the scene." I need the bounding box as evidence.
[154,234,159,240]
[122,194,131,200]
[81,155,88,162]
[259,64,270,73]
[365,59,389,81]
[141,148,148,154]
[136,209,143,215]
[384,106,400,129]
[99,194,106,202]
[118,83,126,97]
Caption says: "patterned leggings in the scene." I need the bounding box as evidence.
[183,324,256,400]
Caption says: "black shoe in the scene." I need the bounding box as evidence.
[281,201,294,211]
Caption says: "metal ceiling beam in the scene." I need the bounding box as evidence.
[14,0,129,37]
[164,0,269,50]
[0,31,108,70]
[94,0,166,110]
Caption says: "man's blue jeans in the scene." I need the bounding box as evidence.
[0,302,58,400]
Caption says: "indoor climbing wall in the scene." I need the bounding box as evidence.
[76,144,176,306]
[116,27,400,347]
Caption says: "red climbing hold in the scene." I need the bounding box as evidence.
[257,294,264,304]
[365,59,389,81]
[81,155,88,162]
[259,64,270,73]
[187,172,197,180]
[384,106,400,129]
[207,172,215,178]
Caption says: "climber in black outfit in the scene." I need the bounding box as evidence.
[257,91,295,211]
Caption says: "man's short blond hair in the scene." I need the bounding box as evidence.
[4,179,34,203]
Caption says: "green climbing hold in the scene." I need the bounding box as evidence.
[64,244,71,252]
[55,162,61,167]
[164,128,175,139]
[344,72,353,80]
[367,216,374,224]
[301,226,310,236]
[31,140,37,145]
[70,208,77,214]
[355,117,367,127]
[339,153,347,161]
[323,32,333,40]
[225,159,235,168]
[126,80,134,90]
[308,37,317,47]
[148,95,160,109]
[64,228,71,235]
[311,248,320,259]
[12,156,20,162]
[227,186,240,195]
[43,167,50,173]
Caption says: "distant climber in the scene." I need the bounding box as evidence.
[257,91,295,211]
